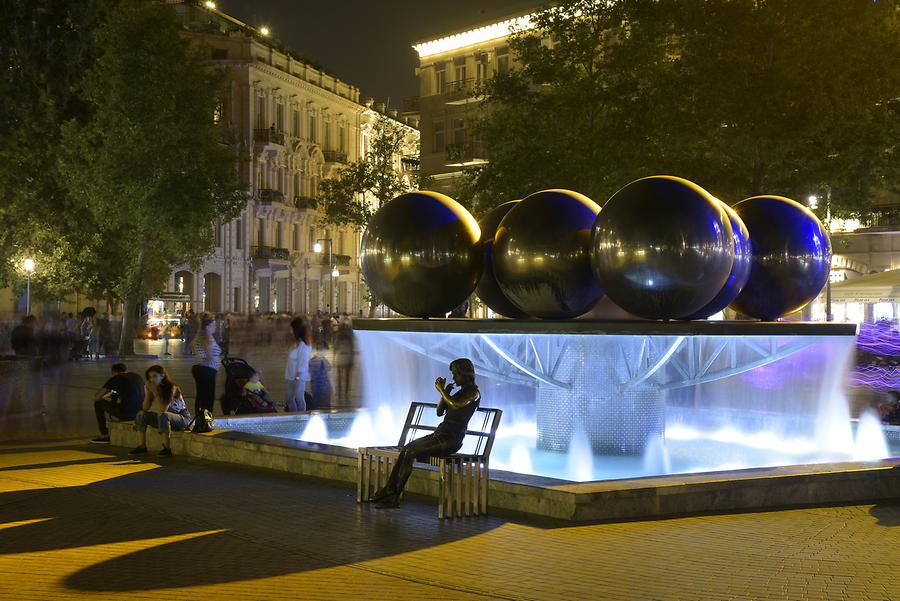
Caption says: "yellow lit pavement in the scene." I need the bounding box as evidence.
[0,441,898,601]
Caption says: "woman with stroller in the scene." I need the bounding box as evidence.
[284,317,311,412]
[190,316,222,416]
[130,365,191,457]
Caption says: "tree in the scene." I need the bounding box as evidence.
[318,114,425,316]
[463,0,900,220]
[60,0,244,354]
[317,115,423,228]
[0,0,113,303]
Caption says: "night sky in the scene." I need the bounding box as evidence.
[219,0,537,108]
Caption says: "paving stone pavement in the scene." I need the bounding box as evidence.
[0,439,898,600]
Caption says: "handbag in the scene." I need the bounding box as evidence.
[188,409,215,434]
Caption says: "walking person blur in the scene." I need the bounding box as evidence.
[334,323,354,404]
[130,365,191,457]
[308,341,333,410]
[90,362,144,443]
[190,316,222,416]
[284,317,311,412]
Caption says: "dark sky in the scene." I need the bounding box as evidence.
[219,0,537,107]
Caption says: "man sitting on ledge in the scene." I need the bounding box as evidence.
[370,358,480,509]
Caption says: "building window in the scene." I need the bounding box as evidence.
[496,46,509,75]
[294,172,302,196]
[324,120,332,150]
[309,227,315,251]
[293,224,300,250]
[214,224,222,248]
[452,119,465,147]
[276,221,283,248]
[338,122,346,153]
[476,55,488,83]
[292,108,301,137]
[255,95,266,128]
[211,48,228,60]
[435,64,446,94]
[275,102,284,131]
[235,218,243,250]
[257,218,265,246]
[433,121,445,153]
[308,113,317,142]
[454,59,466,88]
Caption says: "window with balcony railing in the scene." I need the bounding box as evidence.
[254,128,285,145]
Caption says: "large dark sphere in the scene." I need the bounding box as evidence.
[493,189,603,319]
[590,176,734,320]
[475,201,528,318]
[683,202,752,319]
[728,195,831,320]
[360,191,482,317]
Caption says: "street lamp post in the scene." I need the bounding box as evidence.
[23,258,35,316]
[314,239,339,313]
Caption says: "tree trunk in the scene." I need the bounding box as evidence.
[117,295,138,356]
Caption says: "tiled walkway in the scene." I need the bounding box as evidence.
[0,440,897,600]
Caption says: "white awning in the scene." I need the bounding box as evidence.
[829,269,900,302]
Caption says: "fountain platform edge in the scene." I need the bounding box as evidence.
[108,417,898,522]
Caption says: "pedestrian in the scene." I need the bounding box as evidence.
[130,365,191,457]
[334,323,354,403]
[878,389,900,425]
[190,316,222,416]
[284,317,311,411]
[90,362,145,443]
[308,341,333,409]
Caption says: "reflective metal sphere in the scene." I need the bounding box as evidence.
[475,201,528,318]
[590,176,734,320]
[683,202,752,319]
[360,191,482,318]
[493,189,603,319]
[728,195,831,320]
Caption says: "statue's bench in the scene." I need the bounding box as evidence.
[356,402,502,518]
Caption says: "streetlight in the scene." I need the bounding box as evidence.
[314,239,338,313]
[23,258,35,316]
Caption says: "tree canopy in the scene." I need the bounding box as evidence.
[463,0,900,220]
[317,115,424,229]
[59,0,244,352]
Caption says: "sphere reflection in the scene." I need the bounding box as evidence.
[493,189,603,319]
[590,176,734,320]
[728,195,831,320]
[476,201,527,318]
[360,191,482,317]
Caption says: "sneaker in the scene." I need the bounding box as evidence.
[158,447,172,457]
[128,445,148,455]
[89,436,110,444]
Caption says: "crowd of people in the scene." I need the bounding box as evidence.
[0,312,119,363]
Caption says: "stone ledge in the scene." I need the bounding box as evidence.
[108,421,900,522]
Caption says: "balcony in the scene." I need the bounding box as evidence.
[310,252,352,266]
[322,150,348,164]
[445,142,488,168]
[401,154,420,172]
[254,128,285,146]
[251,245,290,261]
[257,189,285,204]
[294,196,318,210]
[441,78,482,105]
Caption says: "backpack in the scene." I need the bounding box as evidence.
[189,409,215,434]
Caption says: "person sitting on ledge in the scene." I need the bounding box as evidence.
[130,365,191,457]
[370,358,480,509]
[878,389,900,425]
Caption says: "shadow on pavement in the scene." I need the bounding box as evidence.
[0,443,507,591]
[869,502,900,527]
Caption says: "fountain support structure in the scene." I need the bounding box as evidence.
[354,319,859,459]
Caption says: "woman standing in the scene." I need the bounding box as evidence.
[130,365,191,456]
[284,317,312,412]
[190,316,222,416]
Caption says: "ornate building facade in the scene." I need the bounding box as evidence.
[167,3,418,317]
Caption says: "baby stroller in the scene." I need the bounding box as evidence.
[220,357,255,415]
[221,357,277,415]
